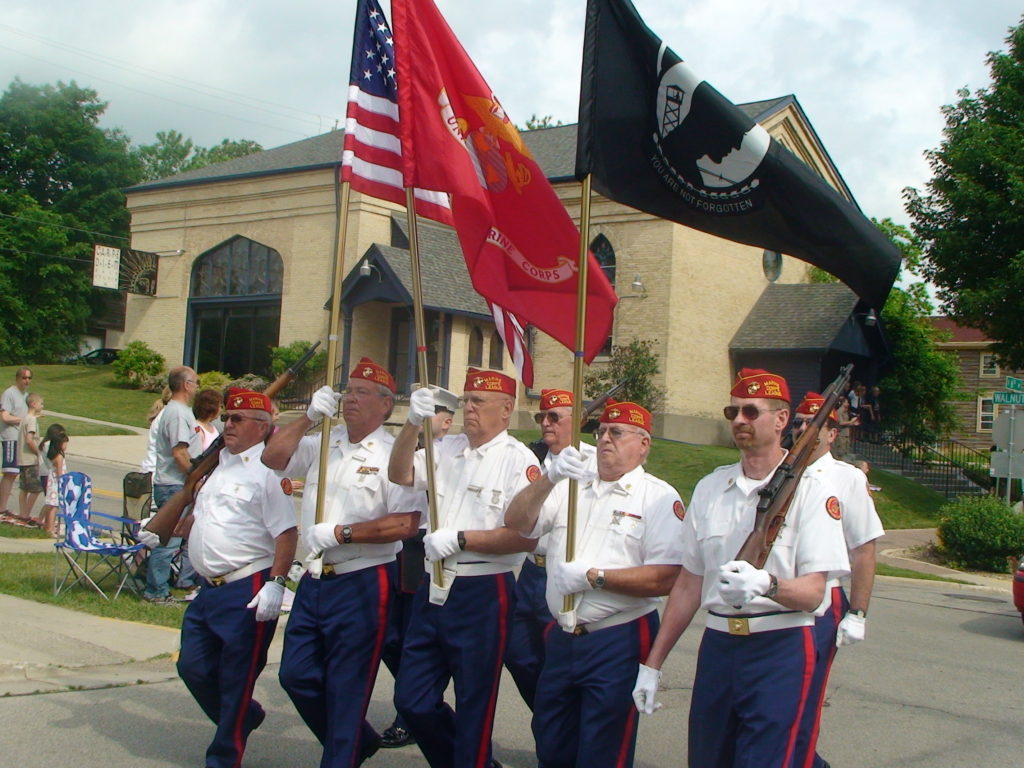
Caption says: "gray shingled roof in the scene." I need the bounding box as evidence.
[127,96,796,193]
[730,283,860,352]
[348,215,488,317]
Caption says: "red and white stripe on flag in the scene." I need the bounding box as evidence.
[341,0,452,225]
[489,302,534,388]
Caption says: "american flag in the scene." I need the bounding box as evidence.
[343,0,536,387]
[341,0,451,222]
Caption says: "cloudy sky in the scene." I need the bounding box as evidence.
[1,0,1021,226]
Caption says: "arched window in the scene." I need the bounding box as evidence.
[186,236,283,377]
[489,329,505,369]
[468,326,484,367]
[592,233,616,288]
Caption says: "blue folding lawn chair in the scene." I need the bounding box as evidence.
[53,471,146,600]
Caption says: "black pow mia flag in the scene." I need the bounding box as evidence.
[575,0,901,310]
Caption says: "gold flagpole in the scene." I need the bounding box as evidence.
[404,188,444,587]
[314,180,352,526]
[564,174,593,613]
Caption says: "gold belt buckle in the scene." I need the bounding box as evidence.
[728,617,750,636]
[209,575,226,587]
[322,563,336,577]
[534,555,546,568]
[572,624,589,636]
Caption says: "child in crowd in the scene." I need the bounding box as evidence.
[16,393,44,524]
[38,424,69,537]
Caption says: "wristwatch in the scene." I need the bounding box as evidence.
[270,575,287,587]
[457,531,467,551]
[341,525,354,544]
[592,569,606,589]
[848,608,867,618]
[764,573,779,599]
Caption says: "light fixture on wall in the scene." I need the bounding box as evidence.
[618,273,648,300]
[861,308,878,327]
[153,249,186,256]
[359,258,382,281]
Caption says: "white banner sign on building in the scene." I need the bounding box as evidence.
[92,245,121,290]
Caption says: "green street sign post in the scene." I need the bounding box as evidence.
[1006,375,1024,393]
[993,391,1024,406]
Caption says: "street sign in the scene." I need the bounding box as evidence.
[990,451,1022,479]
[993,391,1024,406]
[993,412,1024,449]
[1006,375,1024,393]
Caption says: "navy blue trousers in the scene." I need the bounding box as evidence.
[177,569,275,768]
[395,570,515,768]
[689,625,816,768]
[794,586,849,768]
[382,537,425,731]
[279,563,391,768]
[532,611,657,768]
[504,558,552,711]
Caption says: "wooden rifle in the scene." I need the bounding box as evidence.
[579,378,630,432]
[734,363,853,568]
[145,341,322,545]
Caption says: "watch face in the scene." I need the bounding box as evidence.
[762,249,782,282]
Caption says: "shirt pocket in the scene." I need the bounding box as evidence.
[221,483,255,505]
[473,486,506,530]
[604,514,645,567]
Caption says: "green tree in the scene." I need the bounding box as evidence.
[135,134,263,182]
[584,338,666,413]
[518,114,563,131]
[191,138,263,168]
[905,16,1024,368]
[0,80,142,363]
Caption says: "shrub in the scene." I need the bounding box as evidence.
[269,341,327,383]
[139,374,167,393]
[936,495,1024,572]
[226,374,270,393]
[112,341,165,388]
[198,371,231,391]
[584,338,667,414]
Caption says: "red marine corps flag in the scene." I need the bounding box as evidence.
[391,0,617,368]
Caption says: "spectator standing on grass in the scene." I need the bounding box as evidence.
[193,389,223,451]
[38,424,69,537]
[141,388,172,476]
[144,366,202,604]
[17,393,44,524]
[0,367,32,516]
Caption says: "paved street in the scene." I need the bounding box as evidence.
[0,574,1020,767]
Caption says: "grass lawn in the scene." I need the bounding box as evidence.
[0,364,156,429]
[0,552,187,629]
[868,468,946,528]
[876,562,970,584]
[0,521,52,538]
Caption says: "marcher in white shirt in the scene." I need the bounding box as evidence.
[173,389,297,768]
[506,399,683,768]
[634,369,850,768]
[790,391,885,768]
[261,357,423,767]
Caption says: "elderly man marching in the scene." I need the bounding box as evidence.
[504,388,596,713]
[633,369,850,768]
[172,389,298,768]
[388,368,540,768]
[505,400,685,768]
[261,358,423,767]
[791,391,885,768]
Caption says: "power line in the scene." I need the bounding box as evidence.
[0,211,129,242]
[0,245,93,266]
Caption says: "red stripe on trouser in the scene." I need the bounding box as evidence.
[353,565,391,768]
[231,573,268,768]
[475,575,510,768]
[782,627,816,768]
[801,586,845,768]
[615,615,653,768]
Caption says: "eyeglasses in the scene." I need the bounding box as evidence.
[20,375,32,380]
[533,411,563,424]
[221,413,268,424]
[341,387,385,398]
[595,425,643,440]
[723,404,785,421]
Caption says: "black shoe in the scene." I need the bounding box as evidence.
[490,760,503,768]
[357,732,381,765]
[379,724,415,748]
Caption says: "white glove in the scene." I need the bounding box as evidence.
[246,580,285,622]
[632,663,663,715]
[304,523,339,554]
[547,446,590,484]
[424,528,461,561]
[136,516,161,549]
[717,560,772,606]
[836,612,866,646]
[306,385,341,422]
[552,559,593,595]
[408,387,436,426]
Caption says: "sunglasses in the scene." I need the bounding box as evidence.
[595,425,643,440]
[723,404,784,421]
[533,411,564,424]
[221,413,267,424]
